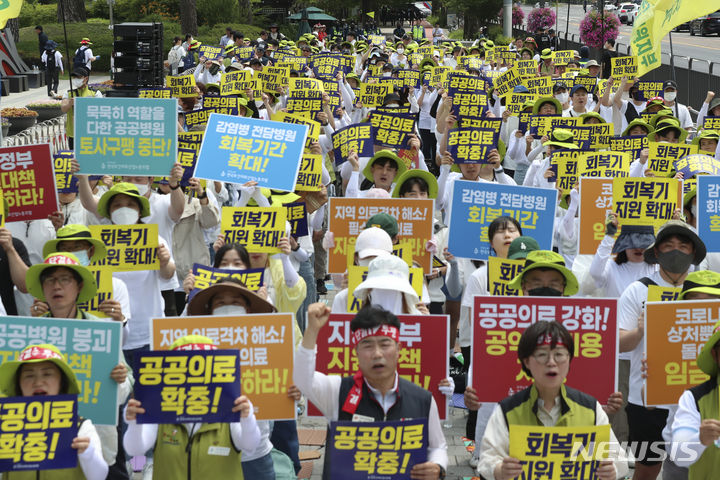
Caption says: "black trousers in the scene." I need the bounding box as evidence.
[46,68,59,95]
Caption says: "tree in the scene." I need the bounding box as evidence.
[57,0,87,23]
[444,0,501,38]
[238,0,253,24]
[180,0,198,36]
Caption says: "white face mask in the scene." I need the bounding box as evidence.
[111,207,140,225]
[664,91,677,102]
[385,103,400,108]
[212,305,248,316]
[69,249,91,267]
[383,72,391,77]
[71,78,84,89]
[132,183,149,196]
[397,48,404,54]
[691,203,697,217]
[358,257,373,267]
[555,93,569,104]
[369,289,403,314]
[220,265,245,271]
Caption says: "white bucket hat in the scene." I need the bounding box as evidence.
[355,227,393,260]
[353,255,419,305]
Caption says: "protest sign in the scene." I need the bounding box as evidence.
[447,181,557,260]
[549,150,582,196]
[369,111,416,149]
[287,78,325,117]
[0,144,58,222]
[702,116,720,131]
[696,175,720,252]
[577,152,631,179]
[608,135,647,160]
[220,70,258,96]
[612,177,681,228]
[635,81,664,101]
[430,66,451,89]
[202,95,244,111]
[295,154,323,191]
[553,50,574,65]
[321,79,342,117]
[357,83,393,108]
[459,55,483,70]
[611,56,639,78]
[0,317,123,425]
[647,142,698,176]
[151,313,296,420]
[345,266,424,313]
[89,224,159,271]
[195,113,308,191]
[167,74,197,97]
[328,419,428,479]
[647,285,681,302]
[391,242,414,266]
[138,87,172,99]
[506,93,538,115]
[674,154,720,178]
[471,296,618,402]
[313,313,449,419]
[182,108,214,129]
[74,97,177,176]
[579,178,616,255]
[275,55,308,72]
[528,115,573,137]
[509,424,611,479]
[368,34,385,45]
[644,300,717,406]
[259,66,290,92]
[516,59,538,76]
[494,65,523,97]
[198,45,222,60]
[332,123,374,162]
[397,69,421,89]
[572,76,598,95]
[0,395,78,472]
[221,207,286,254]
[523,76,552,96]
[311,53,344,79]
[328,198,434,272]
[271,111,320,149]
[447,127,498,164]
[77,266,113,318]
[456,117,503,134]
[285,201,309,238]
[447,73,487,118]
[53,150,78,194]
[487,257,525,296]
[189,263,264,300]
[588,122,615,149]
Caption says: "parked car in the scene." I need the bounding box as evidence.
[690,11,720,36]
[674,21,692,32]
[618,3,638,24]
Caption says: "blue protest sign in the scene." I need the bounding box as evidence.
[195,113,308,191]
[74,97,178,176]
[332,123,374,164]
[285,201,309,237]
[674,154,720,179]
[177,148,198,187]
[0,395,78,472]
[446,181,557,260]
[189,264,265,301]
[328,418,428,479]
[134,349,241,424]
[696,175,720,252]
[0,317,123,425]
[53,150,78,194]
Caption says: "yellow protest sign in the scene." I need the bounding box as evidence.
[392,241,414,266]
[0,191,4,227]
[487,257,524,296]
[357,83,392,108]
[430,66,451,89]
[647,285,681,302]
[346,265,423,313]
[552,50,574,65]
[577,152,631,179]
[647,142,698,176]
[506,93,538,115]
[493,65,522,97]
[89,224,159,271]
[295,154,323,191]
[220,70,257,96]
[612,177,681,228]
[221,207,287,254]
[516,59,538,76]
[77,267,113,318]
[523,76,552,96]
[588,122,615,150]
[167,75,197,98]
[550,150,581,196]
[611,56,638,79]
[271,111,320,149]
[259,66,290,92]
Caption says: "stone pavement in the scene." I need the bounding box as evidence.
[1,73,110,109]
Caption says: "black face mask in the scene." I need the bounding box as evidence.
[631,90,642,101]
[528,286,563,297]
[209,64,220,75]
[657,249,694,274]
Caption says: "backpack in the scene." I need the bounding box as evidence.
[45,51,56,71]
[167,46,182,67]
[73,46,88,70]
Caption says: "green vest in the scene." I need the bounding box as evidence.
[500,384,597,427]
[412,25,424,41]
[688,377,720,480]
[153,423,243,479]
[65,86,96,138]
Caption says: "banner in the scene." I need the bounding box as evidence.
[552,50,574,65]
[198,45,222,60]
[588,122,615,150]
[612,177,681,228]
[369,111,416,149]
[220,70,258,96]
[53,150,78,194]
[0,395,78,472]
[0,144,59,222]
[506,93,538,115]
[674,154,720,178]
[271,111,320,149]
[89,224,159,271]
[332,123,374,162]
[579,178,616,255]
[74,97,177,176]
[549,150,581,196]
[295,154,323,191]
[447,127,498,164]
[647,142,696,176]
[287,78,325,117]
[357,83,393,108]
[221,207,286,254]
[195,113,308,191]
[447,181,557,260]
[509,424,611,479]
[0,317,123,425]
[523,76,552,96]
[345,266,424,313]
[493,65,523,97]
[259,66,290,92]
[430,66,451,89]
[696,175,720,252]
[471,296,618,402]
[189,263,264,300]
[328,198,434,272]
[608,135,647,160]
[644,300,717,405]
[76,266,113,318]
[134,349,241,424]
[328,419,427,479]
[572,75,598,95]
[167,75,197,97]
[447,73,487,118]
[313,313,449,419]
[577,152,631,179]
[635,80,664,101]
[397,69,421,89]
[151,313,296,420]
[516,59,538,76]
[311,53,344,80]
[138,87,172,99]
[611,56,638,79]
[487,257,525,296]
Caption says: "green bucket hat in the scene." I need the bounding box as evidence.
[43,224,107,263]
[346,72,362,86]
[507,250,579,296]
[679,270,720,301]
[0,344,79,396]
[697,319,720,376]
[622,118,654,136]
[507,236,540,260]
[684,186,697,208]
[648,108,676,128]
[543,129,578,150]
[26,253,98,304]
[648,117,688,143]
[97,182,151,220]
[540,48,553,59]
[521,99,536,111]
[237,97,253,117]
[692,129,720,146]
[170,335,218,351]
[420,57,438,70]
[519,47,534,58]
[580,111,606,124]
[532,96,562,115]
[362,150,407,183]
[392,169,438,199]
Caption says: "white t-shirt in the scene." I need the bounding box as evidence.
[75,46,94,69]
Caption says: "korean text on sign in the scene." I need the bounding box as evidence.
[189,263,264,300]
[579,177,616,255]
[697,175,720,252]
[53,150,78,194]
[644,300,718,405]
[195,113,308,191]
[612,177,681,228]
[134,350,241,424]
[369,111,416,149]
[77,266,114,318]
[488,257,525,296]
[0,144,59,222]
[221,207,287,254]
[74,97,177,176]
[0,395,78,472]
[332,123,374,162]
[447,127,498,164]
[167,75,197,97]
[89,224,159,271]
[0,317,123,425]
[471,296,617,403]
[295,154,323,191]
[447,181,556,260]
[151,314,296,420]
[328,419,428,479]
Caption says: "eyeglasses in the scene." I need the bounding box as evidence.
[532,349,570,364]
[41,275,76,287]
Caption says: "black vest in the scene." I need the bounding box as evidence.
[321,376,432,480]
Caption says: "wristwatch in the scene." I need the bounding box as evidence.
[436,465,446,479]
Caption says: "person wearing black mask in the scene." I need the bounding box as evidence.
[618,219,706,480]
[507,249,579,297]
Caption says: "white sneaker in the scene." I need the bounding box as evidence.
[142,458,153,480]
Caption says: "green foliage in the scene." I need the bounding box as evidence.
[19,2,57,29]
[197,0,238,26]
[493,34,513,46]
[448,29,464,40]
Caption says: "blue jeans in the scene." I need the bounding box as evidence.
[241,452,275,479]
[295,255,315,333]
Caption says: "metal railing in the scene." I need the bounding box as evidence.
[3,116,68,153]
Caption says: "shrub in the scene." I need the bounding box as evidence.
[19,2,57,29]
[527,7,556,32]
[580,10,620,48]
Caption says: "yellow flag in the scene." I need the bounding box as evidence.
[631,0,720,77]
[0,0,23,29]
[366,11,375,18]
